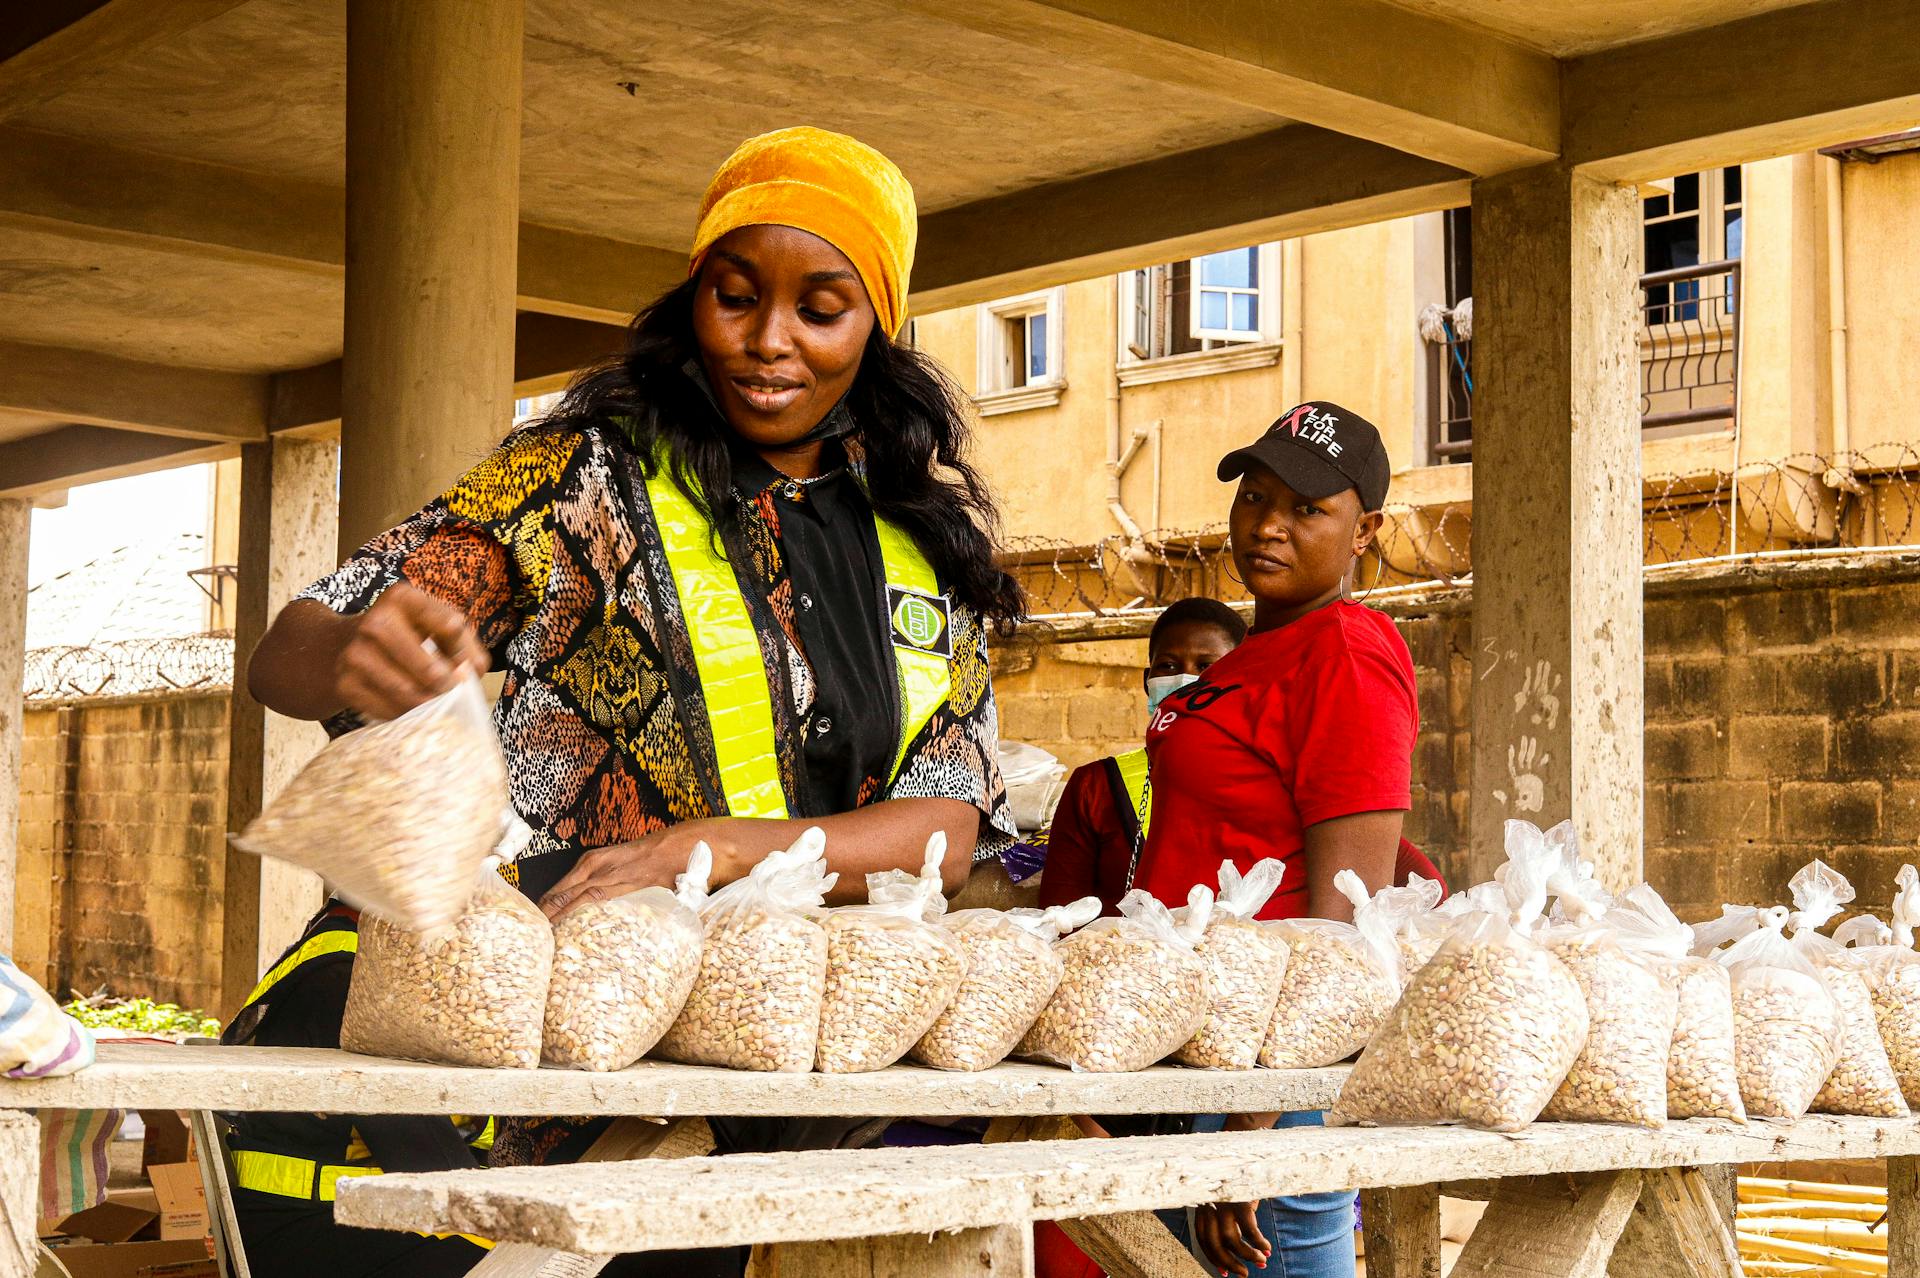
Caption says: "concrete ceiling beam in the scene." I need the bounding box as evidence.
[0,127,686,323]
[267,313,630,435]
[0,1,249,122]
[894,0,1558,176]
[0,341,267,442]
[0,424,233,499]
[1566,0,1920,183]
[912,125,1468,314]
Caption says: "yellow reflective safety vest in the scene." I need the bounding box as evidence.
[647,461,952,818]
[1102,747,1152,892]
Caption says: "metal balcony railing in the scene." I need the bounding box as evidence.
[1423,258,1744,463]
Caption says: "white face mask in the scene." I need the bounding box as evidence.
[1145,673,1200,718]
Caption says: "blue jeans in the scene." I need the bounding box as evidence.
[1156,1112,1357,1278]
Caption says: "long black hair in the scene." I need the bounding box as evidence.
[536,277,1024,631]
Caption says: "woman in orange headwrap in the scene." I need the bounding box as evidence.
[241,127,1023,1278]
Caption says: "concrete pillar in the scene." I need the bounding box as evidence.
[339,0,523,554]
[1468,164,1643,888]
[220,438,337,1017]
[0,499,26,954]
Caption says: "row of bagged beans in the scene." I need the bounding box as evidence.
[238,694,1920,1113]
[1336,824,1920,1132]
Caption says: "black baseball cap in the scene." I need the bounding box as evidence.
[1216,400,1390,511]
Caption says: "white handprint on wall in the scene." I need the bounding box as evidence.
[1507,736,1549,814]
[1514,660,1562,730]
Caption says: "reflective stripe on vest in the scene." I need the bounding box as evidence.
[647,465,950,818]
[232,1150,492,1246]
[241,928,358,1011]
[1112,747,1152,838]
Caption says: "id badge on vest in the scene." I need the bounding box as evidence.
[887,584,953,659]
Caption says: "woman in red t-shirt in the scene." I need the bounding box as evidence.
[1139,400,1415,1278]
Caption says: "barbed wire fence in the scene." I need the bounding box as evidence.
[1009,447,1920,619]
[23,447,1920,696]
[24,635,234,704]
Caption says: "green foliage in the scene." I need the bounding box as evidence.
[63,995,220,1039]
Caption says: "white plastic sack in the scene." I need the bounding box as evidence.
[999,741,1068,833]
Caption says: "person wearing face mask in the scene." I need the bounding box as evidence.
[241,127,1021,1278]
[1036,598,1246,914]
[1135,401,1413,1278]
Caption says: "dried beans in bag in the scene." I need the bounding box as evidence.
[1258,871,1401,1069]
[911,897,1099,1072]
[1019,888,1211,1073]
[1787,860,1908,1118]
[1174,859,1290,1070]
[653,829,836,1073]
[341,850,553,1069]
[540,845,706,1071]
[814,836,967,1073]
[1836,866,1920,1107]
[1606,884,1744,1122]
[1717,906,1841,1120]
[1333,819,1589,1132]
[234,673,510,934]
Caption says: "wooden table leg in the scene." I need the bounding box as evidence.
[756,1223,1034,1278]
[1450,1171,1642,1278]
[0,1111,36,1278]
[1890,1156,1918,1278]
[1609,1167,1741,1278]
[1361,1184,1442,1278]
[1056,1211,1210,1278]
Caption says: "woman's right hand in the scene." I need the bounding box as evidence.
[334,583,491,720]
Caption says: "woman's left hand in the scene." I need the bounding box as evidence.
[539,820,731,921]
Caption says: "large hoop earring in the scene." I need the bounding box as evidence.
[1223,536,1246,588]
[1355,552,1387,602]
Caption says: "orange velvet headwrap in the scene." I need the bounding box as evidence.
[689,126,918,337]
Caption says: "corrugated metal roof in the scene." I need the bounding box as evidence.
[24,533,214,649]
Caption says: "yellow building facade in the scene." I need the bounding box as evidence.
[916,144,1920,601]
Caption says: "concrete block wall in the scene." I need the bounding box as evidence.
[994,566,1920,922]
[14,694,229,1013]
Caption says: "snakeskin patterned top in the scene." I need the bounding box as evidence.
[297,413,1015,903]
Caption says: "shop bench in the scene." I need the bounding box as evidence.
[332,1114,1920,1278]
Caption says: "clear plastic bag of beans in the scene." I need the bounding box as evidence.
[1538,919,1678,1129]
[814,835,968,1073]
[1258,871,1402,1069]
[1837,867,1920,1108]
[234,672,510,934]
[1787,861,1909,1118]
[1689,904,1765,959]
[341,852,553,1069]
[1333,819,1590,1132]
[653,828,837,1073]
[540,845,707,1071]
[1717,905,1842,1120]
[1173,859,1291,1070]
[1607,884,1745,1122]
[1019,887,1212,1073]
[912,896,1099,1072]
[1387,874,1449,981]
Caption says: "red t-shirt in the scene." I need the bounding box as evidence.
[1139,601,1418,921]
[1037,761,1136,916]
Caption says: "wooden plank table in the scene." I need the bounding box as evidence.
[332,1114,1920,1277]
[0,1040,1347,1116]
[0,1042,1349,1278]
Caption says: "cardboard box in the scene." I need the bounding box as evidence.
[143,1166,206,1242]
[37,1238,214,1278]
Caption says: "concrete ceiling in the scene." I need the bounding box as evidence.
[3,0,1914,496]
[1380,0,1825,57]
[13,0,1288,242]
